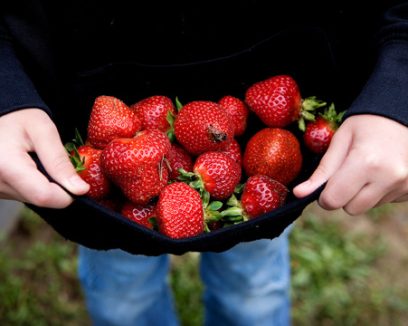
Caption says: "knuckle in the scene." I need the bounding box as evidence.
[363,153,382,172]
[343,206,361,216]
[390,165,408,184]
[31,188,53,207]
[318,192,341,210]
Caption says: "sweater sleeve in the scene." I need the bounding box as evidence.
[0,20,52,118]
[344,2,408,126]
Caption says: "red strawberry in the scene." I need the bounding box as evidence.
[241,175,288,218]
[218,96,249,136]
[156,182,204,239]
[304,103,344,154]
[174,101,234,155]
[121,202,156,229]
[243,128,302,185]
[245,75,325,129]
[69,145,111,200]
[101,129,171,205]
[181,152,241,200]
[219,138,242,166]
[220,175,287,222]
[131,95,176,132]
[167,143,193,180]
[88,95,142,149]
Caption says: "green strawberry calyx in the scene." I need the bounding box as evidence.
[64,128,86,172]
[165,97,183,142]
[319,103,345,130]
[298,96,327,131]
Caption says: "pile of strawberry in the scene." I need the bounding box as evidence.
[66,75,344,239]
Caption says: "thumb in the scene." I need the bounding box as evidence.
[30,122,90,196]
[293,128,352,198]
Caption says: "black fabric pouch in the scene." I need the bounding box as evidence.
[28,26,336,256]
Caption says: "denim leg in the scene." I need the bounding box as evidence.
[200,228,292,326]
[78,247,179,326]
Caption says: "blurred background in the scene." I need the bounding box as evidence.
[1,199,408,326]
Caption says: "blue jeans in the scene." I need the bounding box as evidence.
[78,229,291,326]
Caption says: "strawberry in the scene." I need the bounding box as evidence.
[218,96,249,136]
[243,128,302,185]
[131,95,176,132]
[167,143,193,180]
[180,152,241,200]
[121,202,156,229]
[101,129,171,205]
[156,182,204,239]
[67,144,111,200]
[219,138,242,166]
[222,175,288,220]
[174,101,234,155]
[245,75,325,129]
[87,95,142,149]
[304,103,345,154]
[241,175,288,218]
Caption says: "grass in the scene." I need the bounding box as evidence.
[0,212,88,325]
[1,204,408,325]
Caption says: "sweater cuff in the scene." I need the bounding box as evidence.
[0,36,52,118]
[344,41,408,126]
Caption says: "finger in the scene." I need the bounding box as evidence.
[343,183,387,215]
[318,148,371,210]
[377,184,408,205]
[392,194,408,203]
[293,127,352,198]
[28,121,89,195]
[1,152,75,208]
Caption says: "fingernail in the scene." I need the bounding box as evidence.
[69,175,89,190]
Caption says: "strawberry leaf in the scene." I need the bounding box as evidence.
[74,128,85,146]
[207,201,223,211]
[175,97,183,112]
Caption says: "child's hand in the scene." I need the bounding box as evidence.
[0,108,89,208]
[294,114,408,215]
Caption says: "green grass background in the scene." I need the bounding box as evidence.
[1,203,408,326]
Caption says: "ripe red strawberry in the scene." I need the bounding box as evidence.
[243,128,302,185]
[167,143,193,180]
[241,175,288,218]
[121,202,156,229]
[156,182,204,239]
[101,129,171,205]
[131,95,176,132]
[304,103,344,154]
[87,95,142,149]
[69,145,111,199]
[245,75,325,129]
[174,101,234,155]
[188,152,242,200]
[218,96,249,136]
[219,138,242,166]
